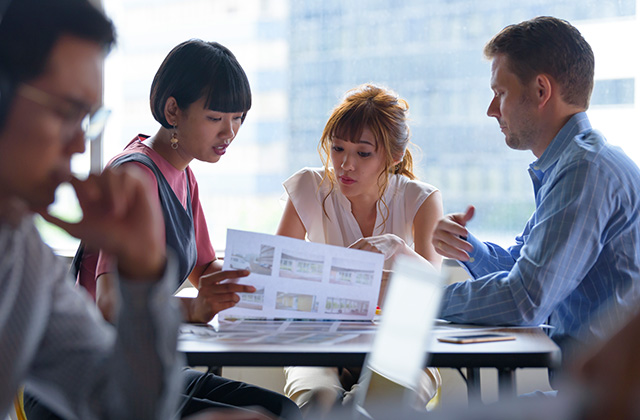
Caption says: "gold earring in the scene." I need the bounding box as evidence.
[170,126,179,150]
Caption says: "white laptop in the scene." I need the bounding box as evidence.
[351,254,444,419]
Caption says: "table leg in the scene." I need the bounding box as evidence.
[466,367,482,405]
[498,367,516,400]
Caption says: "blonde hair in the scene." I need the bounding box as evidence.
[318,84,416,224]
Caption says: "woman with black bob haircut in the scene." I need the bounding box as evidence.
[151,39,252,128]
[70,39,302,420]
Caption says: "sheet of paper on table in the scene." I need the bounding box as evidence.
[179,319,381,345]
[220,229,384,321]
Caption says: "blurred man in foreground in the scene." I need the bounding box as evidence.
[0,0,182,418]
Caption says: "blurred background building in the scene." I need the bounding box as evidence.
[43,0,639,253]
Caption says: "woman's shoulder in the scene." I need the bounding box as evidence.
[391,174,438,196]
[283,167,335,208]
[107,135,153,166]
[288,167,326,181]
[104,137,167,187]
[284,167,327,189]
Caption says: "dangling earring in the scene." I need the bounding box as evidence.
[170,125,179,150]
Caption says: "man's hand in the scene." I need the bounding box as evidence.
[186,269,256,323]
[431,205,475,261]
[40,166,165,280]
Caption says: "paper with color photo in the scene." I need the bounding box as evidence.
[220,229,384,321]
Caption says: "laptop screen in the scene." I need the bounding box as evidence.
[354,255,444,412]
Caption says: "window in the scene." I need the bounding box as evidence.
[42,0,640,253]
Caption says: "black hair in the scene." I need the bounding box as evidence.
[0,0,115,128]
[0,0,115,84]
[150,39,252,128]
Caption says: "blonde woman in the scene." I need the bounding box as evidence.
[277,84,442,414]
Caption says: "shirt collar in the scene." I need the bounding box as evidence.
[530,112,592,174]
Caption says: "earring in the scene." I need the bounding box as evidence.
[170,125,179,150]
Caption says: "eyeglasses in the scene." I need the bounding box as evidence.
[17,83,110,142]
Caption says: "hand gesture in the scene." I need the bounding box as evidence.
[187,269,257,323]
[432,206,475,261]
[40,166,165,280]
[349,234,407,261]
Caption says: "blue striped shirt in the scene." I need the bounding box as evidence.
[441,112,640,347]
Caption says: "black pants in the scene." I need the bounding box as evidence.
[180,368,301,419]
[24,368,302,420]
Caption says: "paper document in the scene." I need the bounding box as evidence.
[180,319,379,345]
[221,229,384,321]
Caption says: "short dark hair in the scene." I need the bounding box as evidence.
[0,0,115,84]
[484,16,594,109]
[150,40,252,128]
[0,0,115,128]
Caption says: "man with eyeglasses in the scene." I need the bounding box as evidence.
[0,0,183,418]
[15,83,111,143]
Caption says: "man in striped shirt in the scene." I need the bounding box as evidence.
[433,16,640,359]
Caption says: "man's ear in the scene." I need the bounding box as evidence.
[164,97,179,126]
[534,74,553,109]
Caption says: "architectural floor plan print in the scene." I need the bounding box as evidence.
[221,229,384,321]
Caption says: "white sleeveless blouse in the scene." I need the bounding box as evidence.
[282,167,437,249]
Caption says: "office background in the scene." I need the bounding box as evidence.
[41,0,639,253]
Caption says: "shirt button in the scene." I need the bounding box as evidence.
[469,257,475,263]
